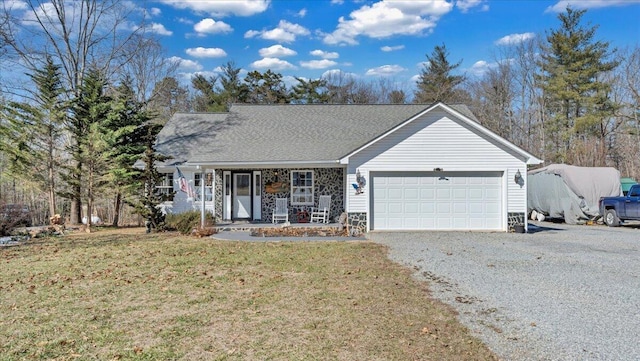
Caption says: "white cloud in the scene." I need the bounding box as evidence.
[365,64,406,76]
[297,8,307,17]
[132,22,172,36]
[410,74,421,84]
[300,59,338,69]
[194,18,233,35]
[148,22,172,36]
[323,0,453,45]
[169,56,203,72]
[149,7,162,16]
[247,20,310,43]
[331,0,344,4]
[186,47,227,58]
[456,0,489,13]
[495,32,536,46]
[321,69,358,80]
[158,0,270,17]
[467,60,497,76]
[546,0,640,12]
[244,30,261,38]
[259,45,297,57]
[310,50,339,59]
[3,0,27,10]
[250,57,297,71]
[381,45,405,52]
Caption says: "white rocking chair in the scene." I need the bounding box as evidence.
[272,198,289,223]
[310,195,331,224]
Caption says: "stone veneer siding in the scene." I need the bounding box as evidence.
[508,212,526,232]
[214,168,344,223]
[347,212,367,236]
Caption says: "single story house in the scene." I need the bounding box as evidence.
[154,102,542,234]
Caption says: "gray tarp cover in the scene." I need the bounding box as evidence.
[527,164,621,224]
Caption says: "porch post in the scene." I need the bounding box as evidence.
[200,168,205,228]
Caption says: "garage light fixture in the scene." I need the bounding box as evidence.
[433,167,443,171]
[514,169,523,185]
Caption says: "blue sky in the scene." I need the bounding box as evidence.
[146,0,640,91]
[3,0,640,94]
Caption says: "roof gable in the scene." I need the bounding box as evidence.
[341,103,542,165]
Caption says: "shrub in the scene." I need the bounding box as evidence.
[165,211,215,235]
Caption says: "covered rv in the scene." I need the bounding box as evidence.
[527,164,621,224]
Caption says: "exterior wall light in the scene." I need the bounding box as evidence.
[514,169,524,186]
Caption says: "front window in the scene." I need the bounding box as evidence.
[157,173,174,201]
[194,172,214,201]
[291,170,314,205]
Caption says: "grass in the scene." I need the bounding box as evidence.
[0,228,497,360]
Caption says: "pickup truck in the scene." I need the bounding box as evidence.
[599,184,640,226]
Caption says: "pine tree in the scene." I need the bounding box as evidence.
[0,56,65,219]
[104,76,153,226]
[217,61,248,108]
[244,70,291,104]
[414,44,465,104]
[291,77,329,104]
[66,68,113,231]
[537,7,618,164]
[130,122,170,233]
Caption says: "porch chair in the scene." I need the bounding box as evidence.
[310,195,331,224]
[272,198,289,223]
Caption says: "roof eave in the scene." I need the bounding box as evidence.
[185,159,343,169]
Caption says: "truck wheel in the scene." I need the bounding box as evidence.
[604,209,620,227]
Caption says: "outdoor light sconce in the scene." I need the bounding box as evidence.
[514,169,524,186]
[433,167,443,172]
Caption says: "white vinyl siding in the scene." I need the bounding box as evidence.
[346,109,528,230]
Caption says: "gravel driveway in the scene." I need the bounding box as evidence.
[367,222,640,361]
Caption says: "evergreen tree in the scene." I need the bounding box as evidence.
[104,76,154,226]
[191,74,220,112]
[291,77,329,104]
[130,121,170,233]
[216,61,248,108]
[65,68,112,230]
[0,56,65,219]
[244,70,291,104]
[414,44,465,104]
[537,7,618,164]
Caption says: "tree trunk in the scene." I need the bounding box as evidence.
[112,192,121,227]
[70,190,82,225]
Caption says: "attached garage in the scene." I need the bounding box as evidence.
[371,172,503,231]
[342,103,543,233]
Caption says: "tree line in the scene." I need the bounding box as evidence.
[0,2,638,227]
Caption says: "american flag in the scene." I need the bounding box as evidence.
[176,167,196,199]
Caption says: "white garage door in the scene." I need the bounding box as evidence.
[372,172,503,231]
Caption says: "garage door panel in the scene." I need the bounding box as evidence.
[453,188,467,200]
[388,202,403,213]
[404,188,419,199]
[372,172,503,231]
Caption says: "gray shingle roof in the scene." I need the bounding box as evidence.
[156,103,476,165]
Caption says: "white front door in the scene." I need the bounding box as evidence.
[233,173,251,219]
